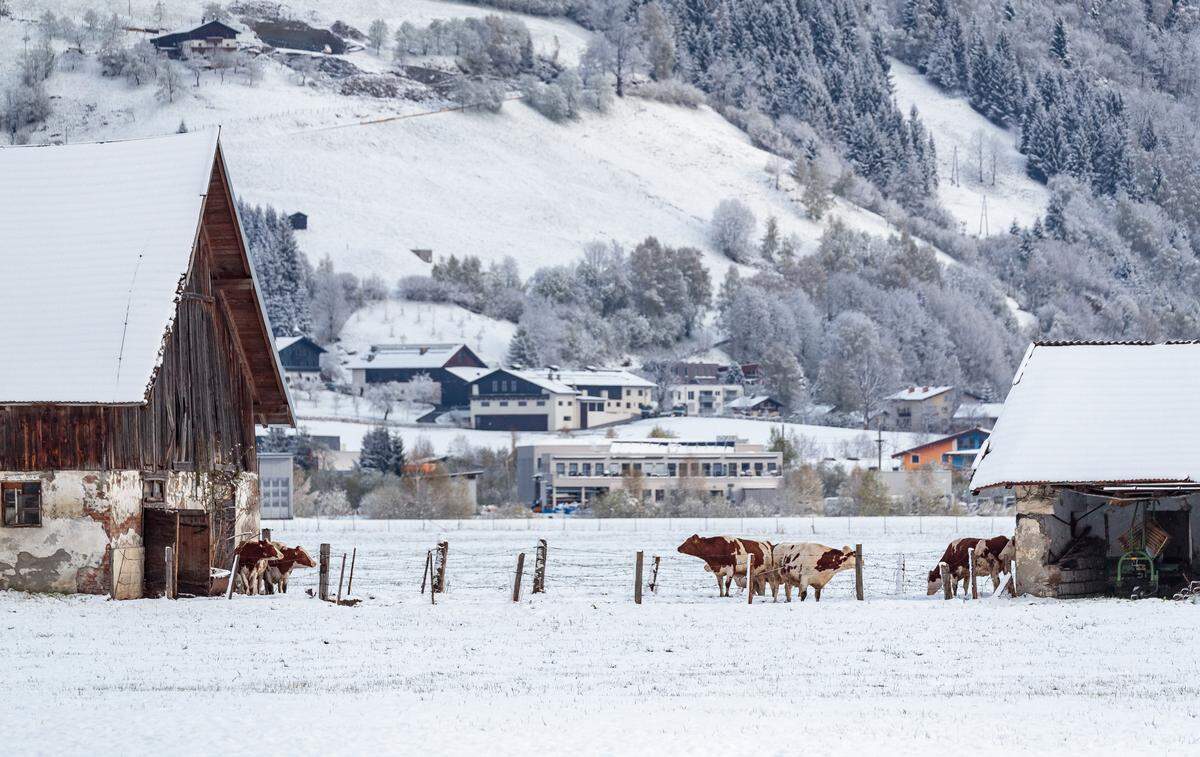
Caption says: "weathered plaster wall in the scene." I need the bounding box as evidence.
[0,471,141,594]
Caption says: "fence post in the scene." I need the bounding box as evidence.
[318,543,330,601]
[649,555,661,594]
[634,551,644,604]
[939,561,952,600]
[854,544,864,601]
[532,539,547,594]
[261,527,271,542]
[435,541,449,593]
[336,553,347,604]
[164,546,175,600]
[747,552,755,604]
[895,553,905,596]
[226,554,240,599]
[347,548,357,595]
[420,550,432,594]
[512,552,525,603]
[969,546,978,599]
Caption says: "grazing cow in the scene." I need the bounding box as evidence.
[974,536,1014,593]
[677,535,777,598]
[264,544,317,594]
[927,537,1011,596]
[774,543,856,602]
[234,539,283,595]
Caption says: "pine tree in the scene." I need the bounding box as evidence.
[389,433,407,476]
[759,216,780,263]
[506,326,540,368]
[1050,18,1070,67]
[360,427,393,473]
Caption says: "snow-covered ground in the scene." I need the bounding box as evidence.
[890,60,1049,234]
[5,516,1198,755]
[339,299,515,366]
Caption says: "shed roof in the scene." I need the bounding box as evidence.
[893,427,989,458]
[971,342,1200,491]
[0,130,292,422]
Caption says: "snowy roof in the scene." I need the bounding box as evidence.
[445,366,491,382]
[886,385,954,401]
[275,336,304,350]
[0,130,221,404]
[508,369,577,395]
[728,395,778,409]
[971,342,1200,490]
[893,427,990,458]
[346,343,476,370]
[953,402,1004,420]
[554,368,656,388]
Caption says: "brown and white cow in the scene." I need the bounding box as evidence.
[677,535,777,598]
[264,544,317,594]
[774,543,856,602]
[234,539,284,595]
[927,536,1012,596]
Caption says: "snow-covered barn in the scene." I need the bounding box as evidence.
[0,130,293,598]
[971,341,1200,597]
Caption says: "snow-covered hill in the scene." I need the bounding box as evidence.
[890,60,1049,234]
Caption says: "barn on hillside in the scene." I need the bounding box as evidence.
[971,341,1200,598]
[0,130,294,599]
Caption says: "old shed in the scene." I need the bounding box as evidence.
[971,341,1200,597]
[0,130,293,598]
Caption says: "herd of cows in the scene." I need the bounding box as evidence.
[676,534,1015,600]
[227,532,1014,600]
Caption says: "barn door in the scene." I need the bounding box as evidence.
[176,510,211,595]
[142,508,178,598]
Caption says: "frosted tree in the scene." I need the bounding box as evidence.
[360,427,394,472]
[201,2,228,23]
[760,345,807,411]
[638,1,675,81]
[816,311,901,427]
[710,198,756,262]
[1050,18,1070,67]
[365,382,406,422]
[310,256,353,343]
[368,19,389,55]
[156,60,183,102]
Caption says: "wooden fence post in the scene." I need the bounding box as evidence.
[969,547,978,600]
[336,553,347,605]
[318,543,331,601]
[164,546,175,600]
[854,544,864,601]
[939,561,952,600]
[434,541,449,593]
[226,554,240,599]
[634,551,644,605]
[347,548,357,595]
[532,539,547,594]
[421,550,432,594]
[649,556,661,594]
[513,552,525,603]
[747,553,755,605]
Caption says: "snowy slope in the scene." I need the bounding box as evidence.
[890,60,1049,234]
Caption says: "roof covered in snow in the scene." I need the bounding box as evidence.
[886,385,954,401]
[971,342,1200,490]
[0,130,222,404]
[554,368,656,388]
[953,402,1004,420]
[346,343,480,371]
[727,395,780,409]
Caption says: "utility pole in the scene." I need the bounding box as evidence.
[875,423,884,471]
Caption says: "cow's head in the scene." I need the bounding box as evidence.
[677,534,703,557]
[927,568,942,595]
[289,546,317,568]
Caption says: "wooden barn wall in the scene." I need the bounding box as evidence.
[0,237,258,475]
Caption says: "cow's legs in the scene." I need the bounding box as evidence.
[814,585,822,602]
[281,572,289,593]
[784,581,792,602]
[715,572,725,597]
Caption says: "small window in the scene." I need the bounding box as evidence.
[911,454,920,464]
[481,400,491,407]
[518,401,527,407]
[556,463,566,475]
[2,482,42,527]
[582,463,592,476]
[595,463,606,475]
[563,415,572,422]
[143,478,165,503]
[568,463,579,476]
[537,400,545,407]
[499,401,509,407]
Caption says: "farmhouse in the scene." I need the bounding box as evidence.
[150,20,244,59]
[0,130,293,598]
[275,335,325,378]
[517,438,783,510]
[666,362,746,416]
[469,368,653,431]
[893,427,990,471]
[347,343,488,407]
[726,395,785,418]
[971,342,1200,598]
[883,385,956,432]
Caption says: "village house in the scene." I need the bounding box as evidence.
[469,368,654,431]
[150,20,246,59]
[893,427,990,471]
[346,343,489,407]
[883,385,957,432]
[275,335,325,380]
[0,130,293,598]
[726,395,785,418]
[666,362,746,416]
[952,400,1003,429]
[971,342,1200,598]
[516,438,783,510]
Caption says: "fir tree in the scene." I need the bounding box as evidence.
[1050,18,1070,67]
[389,433,407,476]
[360,427,393,473]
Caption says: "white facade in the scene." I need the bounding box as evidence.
[668,383,745,415]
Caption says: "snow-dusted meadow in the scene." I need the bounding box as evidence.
[4,516,1199,754]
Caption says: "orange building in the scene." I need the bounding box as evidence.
[892,427,990,471]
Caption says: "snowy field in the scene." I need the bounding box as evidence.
[5,515,1200,755]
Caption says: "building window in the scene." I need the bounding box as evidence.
[2,482,42,527]
[911,454,920,464]
[518,401,527,407]
[582,463,592,476]
[143,478,166,503]
[499,401,509,407]
[569,463,579,476]
[556,463,566,475]
[564,416,572,422]
[754,463,763,476]
[688,391,695,399]
[713,462,725,477]
[595,463,606,475]
[537,400,545,407]
[481,401,491,407]
[767,462,778,474]
[702,463,712,476]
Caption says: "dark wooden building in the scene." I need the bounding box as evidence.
[276,335,325,376]
[150,20,241,59]
[288,211,308,230]
[348,343,488,408]
[0,130,293,598]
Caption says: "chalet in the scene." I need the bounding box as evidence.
[275,335,325,378]
[346,343,488,407]
[726,395,785,418]
[150,20,243,59]
[883,385,957,432]
[971,342,1200,598]
[469,368,654,431]
[0,130,293,598]
[288,212,308,230]
[892,427,990,471]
